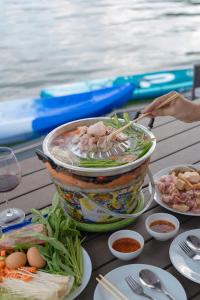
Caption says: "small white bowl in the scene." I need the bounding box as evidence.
[108,230,144,261]
[145,213,180,241]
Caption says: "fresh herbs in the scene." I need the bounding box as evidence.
[17,198,83,287]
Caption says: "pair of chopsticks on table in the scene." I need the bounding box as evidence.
[109,92,179,138]
[96,274,128,300]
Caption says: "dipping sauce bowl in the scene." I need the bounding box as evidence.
[145,213,180,241]
[108,230,144,261]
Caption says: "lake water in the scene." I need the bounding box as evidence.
[0,0,200,100]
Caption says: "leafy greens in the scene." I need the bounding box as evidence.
[16,197,83,287]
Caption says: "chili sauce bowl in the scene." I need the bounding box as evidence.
[145,213,180,241]
[108,230,144,261]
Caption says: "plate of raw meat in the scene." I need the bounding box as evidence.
[154,164,200,216]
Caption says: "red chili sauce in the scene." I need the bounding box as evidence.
[149,220,176,233]
[112,237,141,253]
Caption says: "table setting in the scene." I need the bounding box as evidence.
[0,94,200,299]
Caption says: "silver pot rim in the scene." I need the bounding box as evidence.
[43,117,156,176]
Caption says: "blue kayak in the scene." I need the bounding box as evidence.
[0,83,134,145]
[40,68,193,100]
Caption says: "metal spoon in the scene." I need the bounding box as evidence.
[186,235,200,253]
[139,269,176,300]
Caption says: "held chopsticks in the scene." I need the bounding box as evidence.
[96,274,128,300]
[109,92,179,138]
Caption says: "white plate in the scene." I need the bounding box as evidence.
[170,228,200,284]
[93,264,187,300]
[153,164,200,216]
[66,248,92,300]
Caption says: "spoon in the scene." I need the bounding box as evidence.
[186,235,200,253]
[139,269,176,300]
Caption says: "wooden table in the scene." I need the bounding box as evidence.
[6,111,200,300]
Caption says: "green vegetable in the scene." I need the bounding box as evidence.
[123,112,130,124]
[17,198,83,287]
[135,140,153,159]
[112,114,122,128]
[79,158,127,168]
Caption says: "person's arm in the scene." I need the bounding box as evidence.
[142,91,200,123]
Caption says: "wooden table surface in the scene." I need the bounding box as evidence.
[6,110,200,300]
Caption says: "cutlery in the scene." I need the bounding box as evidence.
[186,235,200,253]
[179,241,200,261]
[139,269,175,300]
[125,275,156,300]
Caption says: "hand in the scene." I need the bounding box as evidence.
[142,91,200,123]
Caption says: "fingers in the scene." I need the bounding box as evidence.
[151,106,174,117]
[142,91,178,115]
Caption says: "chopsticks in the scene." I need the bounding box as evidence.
[109,92,179,138]
[96,274,128,300]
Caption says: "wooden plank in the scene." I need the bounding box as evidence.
[0,185,56,214]
[0,169,51,204]
[151,126,200,162]
[19,156,44,176]
[150,143,200,175]
[153,121,200,142]
[137,115,175,128]
[77,217,200,300]
[190,294,200,300]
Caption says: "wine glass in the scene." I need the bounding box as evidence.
[0,147,25,226]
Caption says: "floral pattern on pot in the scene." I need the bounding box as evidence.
[54,175,144,224]
[46,159,149,223]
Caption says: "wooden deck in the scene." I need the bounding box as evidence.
[5,109,200,300]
